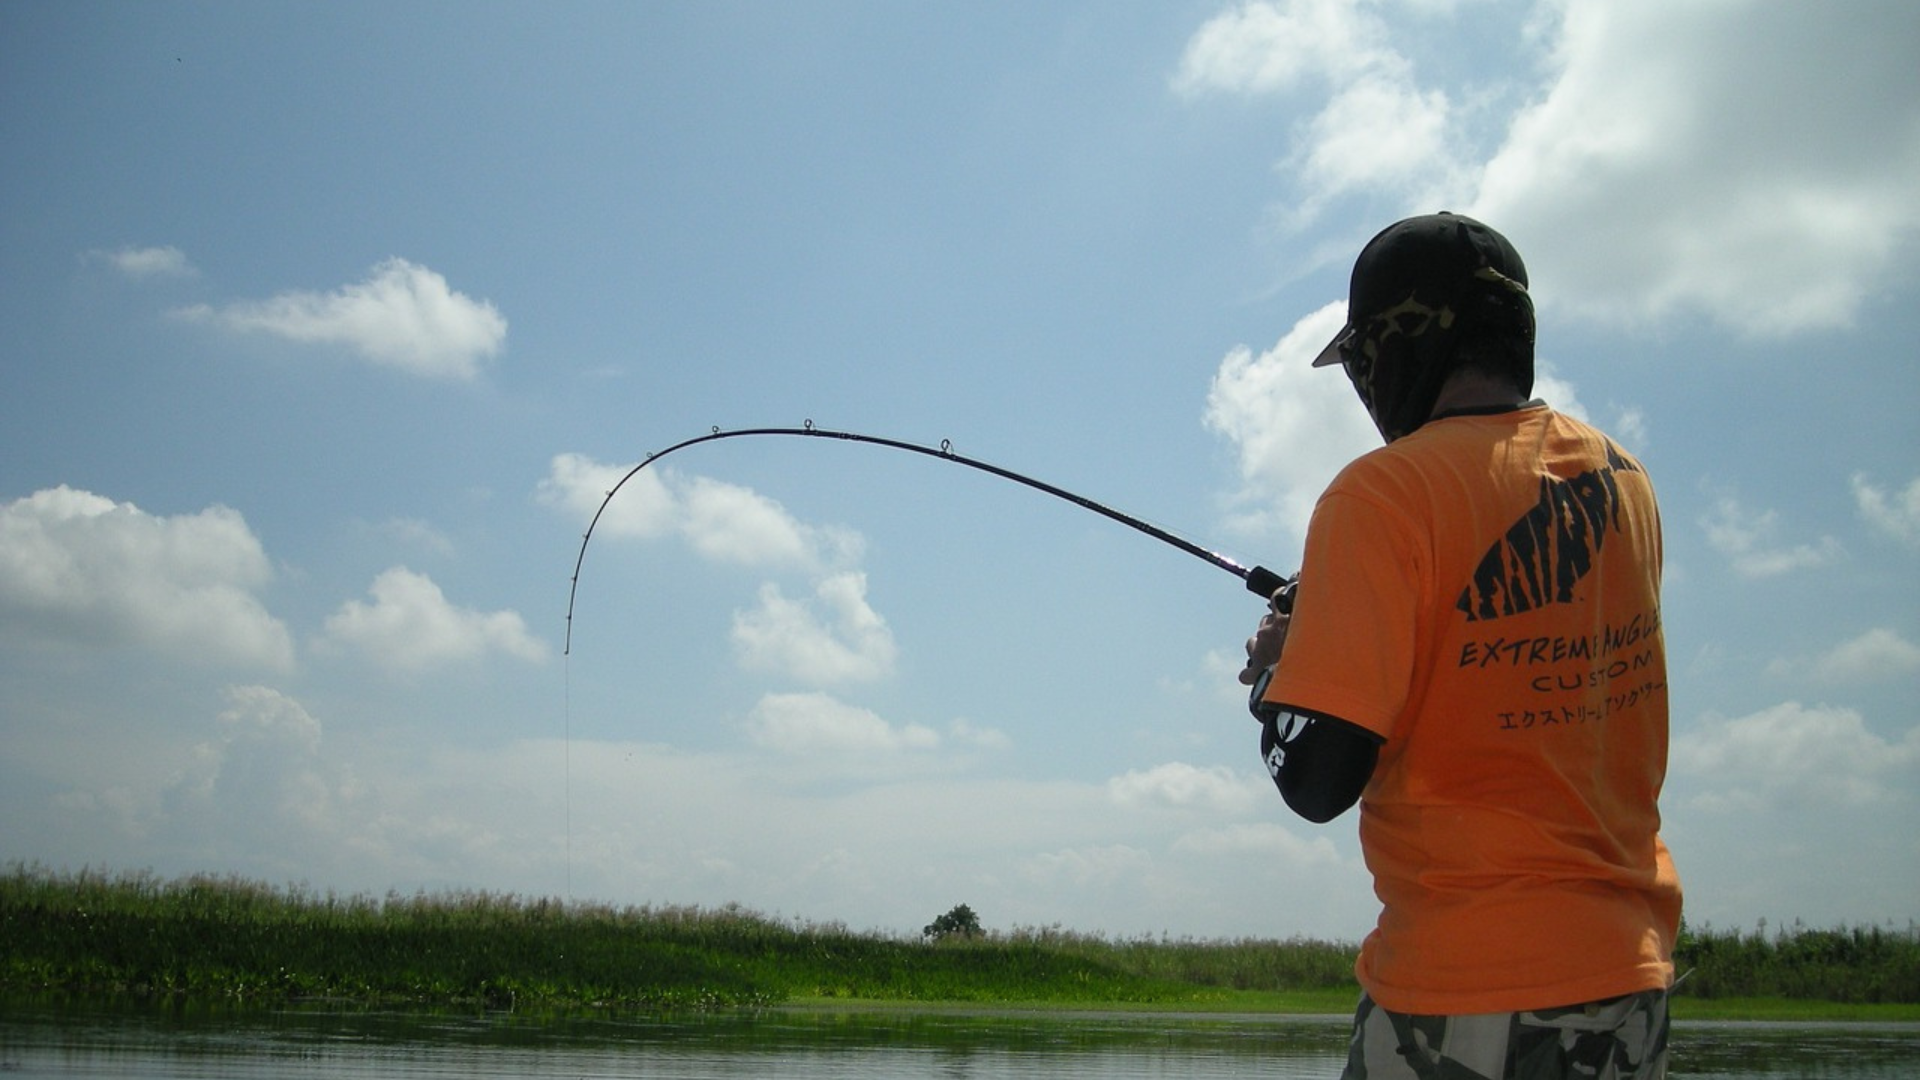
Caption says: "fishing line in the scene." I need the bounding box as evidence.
[563,420,1289,655]
[562,653,571,902]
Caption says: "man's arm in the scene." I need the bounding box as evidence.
[1258,706,1380,823]
[1239,588,1382,823]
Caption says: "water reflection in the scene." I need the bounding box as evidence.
[1670,1021,1920,1079]
[3,1000,1352,1080]
[1,998,1914,1079]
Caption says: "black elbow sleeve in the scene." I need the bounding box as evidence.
[1262,712,1380,823]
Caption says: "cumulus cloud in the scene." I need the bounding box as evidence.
[1176,0,1920,336]
[542,452,886,676]
[540,453,674,539]
[1174,0,1460,222]
[1170,820,1343,867]
[0,486,293,669]
[1672,702,1920,812]
[1699,490,1842,579]
[92,245,196,279]
[360,516,456,557]
[320,567,546,672]
[731,572,897,685]
[947,717,1011,751]
[57,685,399,881]
[49,685,346,866]
[1472,1,1920,334]
[1107,762,1262,816]
[24,716,1363,939]
[1526,360,1586,420]
[1199,300,1642,542]
[169,686,327,813]
[1770,628,1920,685]
[541,453,863,574]
[680,475,861,568]
[1203,301,1378,543]
[176,258,507,379]
[1852,474,1920,547]
[745,691,939,756]
[1172,0,1379,96]
[1022,843,1154,891]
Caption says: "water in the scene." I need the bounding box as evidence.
[1,999,1915,1078]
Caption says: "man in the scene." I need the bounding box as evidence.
[1238,213,1682,1080]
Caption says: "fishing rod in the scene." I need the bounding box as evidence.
[563,421,1290,655]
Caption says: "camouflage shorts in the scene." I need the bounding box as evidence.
[1341,987,1670,1080]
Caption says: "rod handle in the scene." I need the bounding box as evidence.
[1244,565,1296,614]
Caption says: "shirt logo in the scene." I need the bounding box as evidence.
[1456,441,1640,622]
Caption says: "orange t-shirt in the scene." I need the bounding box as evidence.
[1264,404,1682,1015]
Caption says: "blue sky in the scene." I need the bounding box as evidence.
[3,0,1916,942]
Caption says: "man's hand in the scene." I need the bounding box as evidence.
[1237,589,1293,686]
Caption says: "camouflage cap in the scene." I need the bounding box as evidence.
[1312,212,1530,368]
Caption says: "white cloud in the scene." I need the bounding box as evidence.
[543,453,884,672]
[745,691,939,756]
[1699,490,1842,579]
[20,717,1377,940]
[1852,474,1920,547]
[1107,761,1263,816]
[540,453,675,540]
[176,258,507,379]
[216,684,323,753]
[541,453,863,574]
[731,572,897,685]
[1771,628,1920,685]
[0,486,293,669]
[1299,73,1453,210]
[680,475,862,568]
[1172,0,1390,97]
[1173,0,1458,222]
[1528,360,1586,420]
[1606,405,1648,452]
[93,245,195,279]
[57,685,522,885]
[320,567,546,673]
[1177,1,1920,337]
[170,685,326,810]
[1473,1,1920,335]
[1673,701,1920,812]
[1022,843,1153,891]
[947,717,1011,751]
[1204,301,1379,545]
[1170,820,1342,866]
[1198,300,1650,546]
[72,684,353,876]
[361,516,456,557]
[1527,361,1649,453]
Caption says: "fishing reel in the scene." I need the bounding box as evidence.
[1244,571,1297,727]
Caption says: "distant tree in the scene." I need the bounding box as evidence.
[923,903,983,942]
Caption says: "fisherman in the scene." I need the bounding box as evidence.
[1238,213,1683,1080]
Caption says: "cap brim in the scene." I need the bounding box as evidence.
[1310,325,1351,367]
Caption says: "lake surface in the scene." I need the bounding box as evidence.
[2,998,1916,1078]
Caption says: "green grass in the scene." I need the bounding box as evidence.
[3,864,1914,1021]
[1673,917,1920,1005]
[1,864,1324,1010]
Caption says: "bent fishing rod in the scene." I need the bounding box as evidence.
[563,421,1291,655]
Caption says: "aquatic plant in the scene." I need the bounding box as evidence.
[5,864,1913,1013]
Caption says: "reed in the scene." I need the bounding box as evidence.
[5,865,1914,1013]
[1673,917,1920,1005]
[1,864,1285,1009]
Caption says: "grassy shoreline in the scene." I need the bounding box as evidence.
[5,865,1914,1023]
